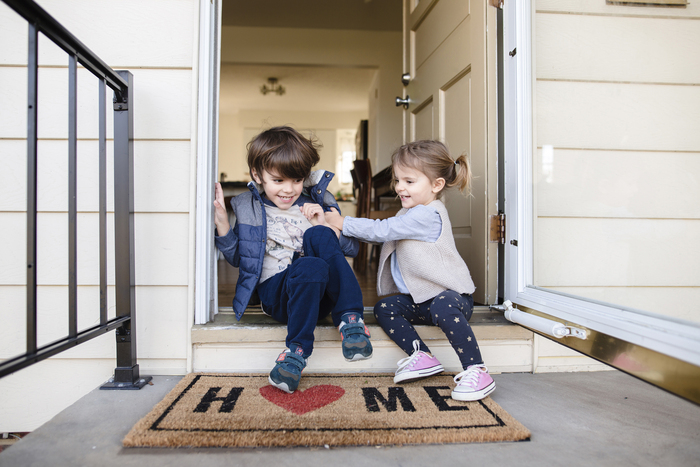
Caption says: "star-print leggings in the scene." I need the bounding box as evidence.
[373,290,483,370]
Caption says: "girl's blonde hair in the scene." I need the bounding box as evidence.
[391,140,471,197]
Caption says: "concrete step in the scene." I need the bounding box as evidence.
[192,306,534,374]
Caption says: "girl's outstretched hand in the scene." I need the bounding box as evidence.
[213,182,231,235]
[324,207,344,231]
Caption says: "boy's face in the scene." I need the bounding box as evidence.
[252,169,304,210]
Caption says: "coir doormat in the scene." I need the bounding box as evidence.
[123,373,530,448]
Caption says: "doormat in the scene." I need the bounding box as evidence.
[123,373,530,448]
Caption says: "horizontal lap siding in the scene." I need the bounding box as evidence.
[0,0,195,67]
[534,4,700,324]
[1,140,191,213]
[535,217,700,286]
[0,68,193,139]
[536,149,700,219]
[536,81,700,152]
[0,0,198,431]
[0,285,188,359]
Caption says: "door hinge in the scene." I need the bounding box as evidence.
[489,212,506,244]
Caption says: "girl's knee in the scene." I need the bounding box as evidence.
[373,298,394,320]
[429,300,465,325]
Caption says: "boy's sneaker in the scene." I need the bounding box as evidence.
[338,313,373,361]
[268,348,307,394]
[394,339,444,383]
[451,365,496,401]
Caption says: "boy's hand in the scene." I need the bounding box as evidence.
[213,182,231,235]
[324,207,345,231]
[300,203,326,227]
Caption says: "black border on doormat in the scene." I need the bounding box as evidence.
[123,373,531,448]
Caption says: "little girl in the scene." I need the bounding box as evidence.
[325,140,495,401]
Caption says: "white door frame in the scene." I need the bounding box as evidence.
[502,0,700,367]
[194,0,700,366]
[194,0,222,325]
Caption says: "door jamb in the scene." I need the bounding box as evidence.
[194,0,222,326]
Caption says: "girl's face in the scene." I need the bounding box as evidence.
[393,164,444,209]
[252,169,304,210]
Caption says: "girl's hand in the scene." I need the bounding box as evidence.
[324,207,345,231]
[213,182,231,235]
[300,203,326,226]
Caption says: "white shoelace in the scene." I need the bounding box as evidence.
[396,340,423,372]
[454,365,487,388]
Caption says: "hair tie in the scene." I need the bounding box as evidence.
[454,159,458,165]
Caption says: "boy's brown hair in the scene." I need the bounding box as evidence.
[247,126,321,181]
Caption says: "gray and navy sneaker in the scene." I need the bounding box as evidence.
[268,347,307,393]
[338,313,373,361]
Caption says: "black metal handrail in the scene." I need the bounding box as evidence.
[0,0,150,389]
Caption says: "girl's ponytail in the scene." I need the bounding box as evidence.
[450,153,472,196]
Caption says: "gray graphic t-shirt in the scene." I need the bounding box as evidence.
[260,204,313,283]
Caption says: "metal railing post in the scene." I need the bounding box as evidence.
[26,21,38,357]
[101,70,151,389]
[68,53,78,339]
[0,0,151,385]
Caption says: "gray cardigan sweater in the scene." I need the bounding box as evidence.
[344,200,475,302]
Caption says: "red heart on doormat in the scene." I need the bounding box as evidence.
[259,384,345,415]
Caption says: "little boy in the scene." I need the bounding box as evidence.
[213,126,372,393]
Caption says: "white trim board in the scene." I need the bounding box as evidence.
[194,0,222,325]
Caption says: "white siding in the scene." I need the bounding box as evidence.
[533,1,700,324]
[0,0,198,431]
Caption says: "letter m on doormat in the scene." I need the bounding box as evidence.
[362,387,416,412]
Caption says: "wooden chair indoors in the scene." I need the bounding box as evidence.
[350,159,398,272]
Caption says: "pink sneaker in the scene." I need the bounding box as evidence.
[451,365,496,401]
[394,340,444,383]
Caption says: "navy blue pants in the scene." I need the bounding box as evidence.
[373,290,483,370]
[256,225,364,358]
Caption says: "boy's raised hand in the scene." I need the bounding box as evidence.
[324,207,344,231]
[301,203,340,237]
[213,182,231,235]
[300,203,326,226]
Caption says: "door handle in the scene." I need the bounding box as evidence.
[401,73,410,86]
[395,96,410,109]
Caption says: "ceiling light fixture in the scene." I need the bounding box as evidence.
[260,77,285,96]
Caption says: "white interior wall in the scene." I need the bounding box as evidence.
[219,109,367,192]
[220,26,403,175]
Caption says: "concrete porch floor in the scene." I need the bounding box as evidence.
[1,370,699,467]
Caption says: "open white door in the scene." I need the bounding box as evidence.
[401,0,498,305]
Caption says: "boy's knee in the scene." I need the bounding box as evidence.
[303,225,339,249]
[288,257,329,284]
